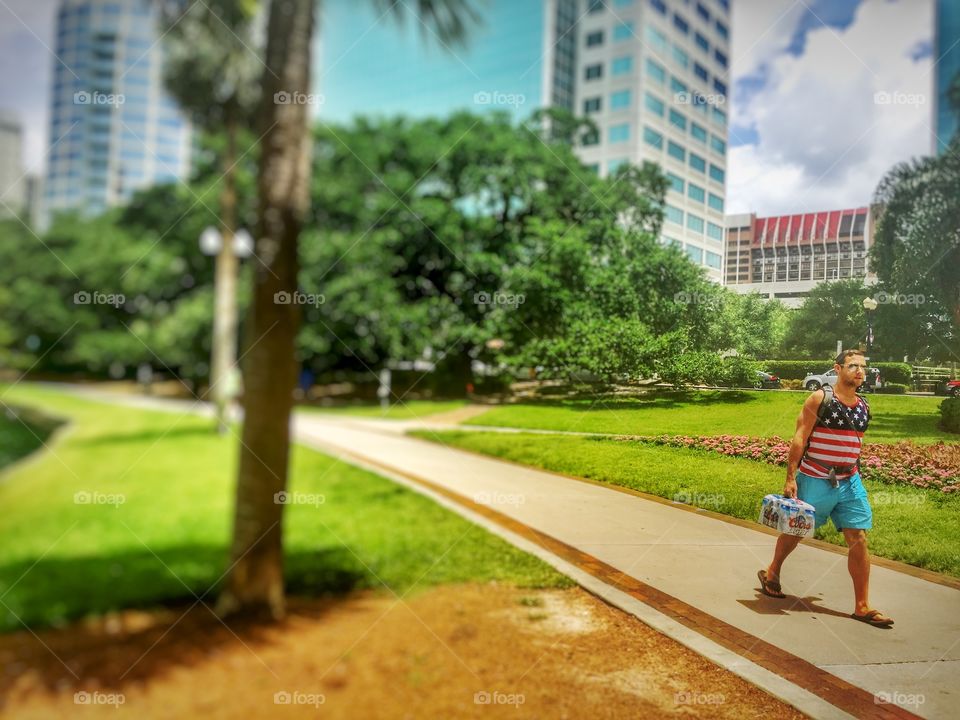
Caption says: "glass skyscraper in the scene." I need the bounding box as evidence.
[43,0,192,229]
[314,0,728,281]
[934,0,960,154]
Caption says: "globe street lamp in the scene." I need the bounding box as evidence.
[200,226,254,433]
[862,296,878,356]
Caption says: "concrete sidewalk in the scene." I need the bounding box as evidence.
[292,412,959,720]
[57,389,959,719]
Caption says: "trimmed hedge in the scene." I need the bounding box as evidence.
[941,397,960,434]
[760,359,913,384]
[878,383,908,394]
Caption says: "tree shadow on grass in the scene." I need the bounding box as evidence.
[71,425,217,448]
[0,545,371,696]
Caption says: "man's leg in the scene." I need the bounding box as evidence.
[842,528,871,613]
[766,533,803,582]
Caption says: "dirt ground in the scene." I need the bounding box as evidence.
[0,583,807,719]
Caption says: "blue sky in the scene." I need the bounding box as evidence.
[0,0,939,215]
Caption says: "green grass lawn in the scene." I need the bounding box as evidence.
[411,430,960,578]
[464,391,957,444]
[299,399,466,420]
[0,385,569,632]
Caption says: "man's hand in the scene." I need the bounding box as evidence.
[783,477,798,499]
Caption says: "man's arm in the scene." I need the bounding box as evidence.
[784,390,823,498]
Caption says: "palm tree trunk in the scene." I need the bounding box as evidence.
[210,107,239,434]
[217,0,314,620]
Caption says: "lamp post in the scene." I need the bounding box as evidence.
[200,226,254,433]
[862,296,878,357]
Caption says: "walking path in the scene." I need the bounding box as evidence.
[60,389,960,719]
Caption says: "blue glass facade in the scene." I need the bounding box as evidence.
[315,0,565,123]
[44,0,191,227]
[935,0,960,153]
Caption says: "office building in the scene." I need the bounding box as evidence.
[724,207,876,308]
[43,0,192,229]
[934,0,960,154]
[315,0,730,280]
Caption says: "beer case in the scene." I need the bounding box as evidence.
[759,494,816,538]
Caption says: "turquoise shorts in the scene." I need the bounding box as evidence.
[796,471,872,531]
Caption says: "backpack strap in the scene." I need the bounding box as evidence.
[817,385,834,422]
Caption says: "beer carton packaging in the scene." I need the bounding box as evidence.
[759,494,816,538]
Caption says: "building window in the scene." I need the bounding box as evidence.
[643,126,663,148]
[667,141,686,161]
[582,129,600,146]
[667,172,684,193]
[714,49,728,68]
[696,2,710,22]
[643,91,663,115]
[614,21,634,41]
[707,222,723,241]
[715,20,729,40]
[706,250,722,269]
[613,55,634,75]
[609,123,630,143]
[585,163,600,174]
[585,63,603,80]
[588,0,606,13]
[710,135,726,153]
[612,89,632,110]
[645,24,667,52]
[691,122,707,142]
[687,213,705,233]
[670,76,688,94]
[687,183,705,202]
[694,62,708,82]
[668,109,687,131]
[666,204,684,224]
[614,0,634,5]
[608,158,628,173]
[645,58,665,84]
[708,193,724,211]
[686,244,704,263]
[709,163,725,182]
[673,13,689,35]
[583,97,602,113]
[689,152,706,172]
[713,78,727,95]
[712,106,727,126]
[695,32,709,53]
[672,45,689,68]
[650,0,666,14]
[586,30,604,47]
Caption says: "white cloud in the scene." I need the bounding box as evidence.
[727,0,934,216]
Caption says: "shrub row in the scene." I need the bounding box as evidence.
[942,397,960,434]
[760,360,914,384]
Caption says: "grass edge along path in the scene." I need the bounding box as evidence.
[410,430,960,579]
[0,385,571,633]
[462,391,958,444]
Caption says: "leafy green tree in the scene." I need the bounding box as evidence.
[782,279,870,358]
[872,142,960,334]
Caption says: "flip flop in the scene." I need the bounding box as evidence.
[851,610,894,627]
[757,569,785,599]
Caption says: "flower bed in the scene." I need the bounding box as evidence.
[612,434,960,493]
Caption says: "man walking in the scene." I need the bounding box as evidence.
[757,349,894,627]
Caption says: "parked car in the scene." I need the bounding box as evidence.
[802,367,881,393]
[939,379,960,397]
[755,371,781,389]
